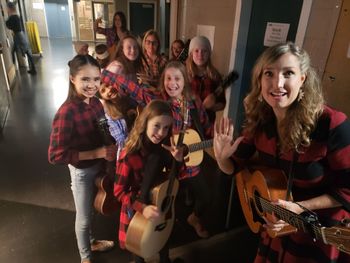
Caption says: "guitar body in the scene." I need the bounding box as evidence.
[94,172,119,216]
[125,178,179,259]
[94,118,119,216]
[174,129,214,166]
[176,129,203,166]
[236,167,297,238]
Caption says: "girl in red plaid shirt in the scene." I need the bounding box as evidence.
[186,36,226,124]
[115,100,183,262]
[101,61,213,238]
[48,55,116,263]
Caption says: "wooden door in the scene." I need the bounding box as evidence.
[322,0,350,117]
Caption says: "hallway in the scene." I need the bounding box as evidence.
[0,38,258,263]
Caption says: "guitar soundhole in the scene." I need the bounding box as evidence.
[253,190,263,214]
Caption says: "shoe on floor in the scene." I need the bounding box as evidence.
[91,240,114,252]
[187,213,209,238]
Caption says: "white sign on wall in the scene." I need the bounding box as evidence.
[264,22,290,47]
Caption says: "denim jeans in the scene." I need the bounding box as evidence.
[68,162,101,261]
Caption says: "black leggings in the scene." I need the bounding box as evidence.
[185,171,211,218]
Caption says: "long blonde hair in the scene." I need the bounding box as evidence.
[244,42,324,152]
[124,100,173,154]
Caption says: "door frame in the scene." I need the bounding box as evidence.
[127,0,157,34]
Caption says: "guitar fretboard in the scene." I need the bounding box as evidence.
[256,195,323,240]
[188,139,213,153]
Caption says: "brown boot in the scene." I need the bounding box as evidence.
[91,240,114,252]
[187,212,209,238]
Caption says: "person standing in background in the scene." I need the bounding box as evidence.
[93,11,129,55]
[5,1,37,75]
[141,29,168,87]
[186,36,225,124]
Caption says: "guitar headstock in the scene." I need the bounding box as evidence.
[322,226,350,254]
[98,117,115,145]
[176,39,190,63]
[222,70,239,89]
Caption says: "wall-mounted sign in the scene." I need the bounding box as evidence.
[32,3,44,10]
[263,22,290,47]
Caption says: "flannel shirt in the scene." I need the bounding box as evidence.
[143,53,168,81]
[105,114,128,160]
[115,148,182,249]
[101,69,213,179]
[95,26,120,48]
[48,97,105,168]
[234,106,350,263]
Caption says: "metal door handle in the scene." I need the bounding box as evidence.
[329,76,336,81]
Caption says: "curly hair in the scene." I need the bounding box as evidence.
[243,42,324,152]
[124,100,172,154]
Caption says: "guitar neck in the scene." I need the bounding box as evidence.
[188,139,213,153]
[258,196,323,240]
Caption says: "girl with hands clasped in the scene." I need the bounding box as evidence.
[48,55,116,263]
[214,42,350,262]
[114,100,183,263]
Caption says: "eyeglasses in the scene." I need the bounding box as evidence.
[145,40,158,46]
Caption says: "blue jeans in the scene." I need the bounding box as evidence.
[68,162,101,261]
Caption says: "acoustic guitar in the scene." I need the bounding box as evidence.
[125,111,188,259]
[236,167,350,254]
[94,118,119,216]
[174,128,212,166]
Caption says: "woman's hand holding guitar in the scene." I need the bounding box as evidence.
[263,199,306,232]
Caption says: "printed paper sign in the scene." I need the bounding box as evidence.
[264,22,290,47]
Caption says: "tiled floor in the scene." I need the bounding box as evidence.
[0,38,258,263]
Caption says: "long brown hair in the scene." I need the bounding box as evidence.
[124,100,173,154]
[244,42,324,152]
[111,35,149,76]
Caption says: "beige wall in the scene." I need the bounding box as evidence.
[176,0,342,78]
[25,0,48,37]
[178,0,237,75]
[302,0,342,77]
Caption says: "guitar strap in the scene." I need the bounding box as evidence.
[285,151,299,201]
[189,100,205,141]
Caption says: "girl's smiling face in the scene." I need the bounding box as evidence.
[146,115,173,144]
[70,65,100,101]
[99,85,118,100]
[192,46,209,67]
[261,52,306,120]
[163,67,184,99]
[123,38,139,61]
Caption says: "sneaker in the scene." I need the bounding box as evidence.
[187,213,209,238]
[91,240,114,252]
